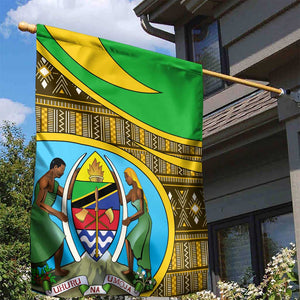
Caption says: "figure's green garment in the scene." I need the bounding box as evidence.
[127,199,152,270]
[30,180,65,264]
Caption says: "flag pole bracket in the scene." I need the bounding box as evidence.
[274,89,300,104]
[286,90,300,103]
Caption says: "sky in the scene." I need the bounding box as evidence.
[0,0,175,141]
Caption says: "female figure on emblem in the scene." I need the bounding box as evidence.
[121,168,152,280]
[30,158,77,276]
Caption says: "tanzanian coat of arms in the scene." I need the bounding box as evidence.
[71,152,120,261]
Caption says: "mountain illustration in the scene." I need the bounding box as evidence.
[32,251,130,297]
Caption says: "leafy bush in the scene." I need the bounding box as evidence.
[0,122,36,299]
[182,243,298,300]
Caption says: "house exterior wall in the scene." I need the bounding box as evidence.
[227,4,300,79]
[270,54,300,91]
[172,0,298,220]
[135,0,300,292]
[204,128,291,223]
[173,0,300,109]
[217,0,297,46]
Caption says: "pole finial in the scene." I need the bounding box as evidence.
[18,21,37,34]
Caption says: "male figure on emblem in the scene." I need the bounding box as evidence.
[30,158,77,276]
[121,168,153,281]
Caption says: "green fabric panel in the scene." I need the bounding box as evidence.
[37,25,203,141]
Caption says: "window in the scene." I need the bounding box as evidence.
[186,18,227,96]
[261,213,295,268]
[208,204,296,291]
[217,223,252,284]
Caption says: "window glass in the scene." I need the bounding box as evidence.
[217,223,253,285]
[261,213,296,267]
[191,21,223,95]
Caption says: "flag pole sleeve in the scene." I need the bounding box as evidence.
[18,21,284,96]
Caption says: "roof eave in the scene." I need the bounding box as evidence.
[134,0,228,25]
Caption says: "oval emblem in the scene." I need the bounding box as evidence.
[71,152,120,261]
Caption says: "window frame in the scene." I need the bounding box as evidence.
[254,205,295,278]
[208,203,294,293]
[185,16,228,98]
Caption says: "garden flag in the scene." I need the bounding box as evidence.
[31,24,207,298]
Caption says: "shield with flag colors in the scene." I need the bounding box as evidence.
[71,152,120,261]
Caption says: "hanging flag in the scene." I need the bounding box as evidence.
[31,24,206,298]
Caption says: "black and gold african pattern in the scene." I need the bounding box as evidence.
[36,52,207,296]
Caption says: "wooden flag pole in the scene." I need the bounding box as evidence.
[18,21,285,96]
[202,69,284,95]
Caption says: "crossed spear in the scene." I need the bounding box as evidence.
[75,187,114,258]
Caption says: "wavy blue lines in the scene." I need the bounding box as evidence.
[77,229,116,261]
